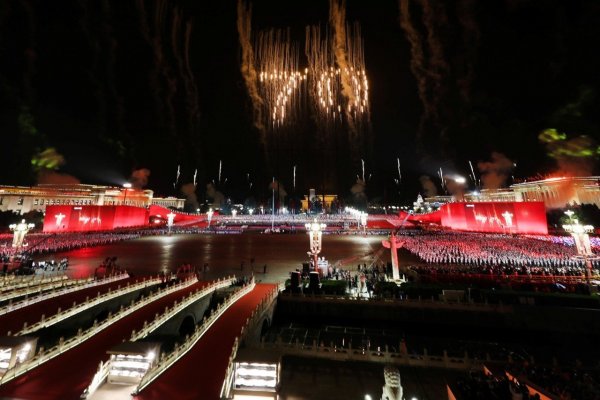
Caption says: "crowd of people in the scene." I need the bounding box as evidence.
[452,370,539,400]
[508,362,600,400]
[398,231,600,276]
[0,231,142,257]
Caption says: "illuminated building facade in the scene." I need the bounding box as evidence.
[300,189,339,212]
[0,184,185,215]
[426,176,600,209]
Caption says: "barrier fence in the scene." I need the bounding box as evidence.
[134,278,256,395]
[0,276,198,386]
[80,276,237,399]
[0,273,129,317]
[16,275,163,336]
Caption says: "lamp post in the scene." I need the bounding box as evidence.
[123,183,132,206]
[360,212,368,234]
[207,208,214,228]
[305,219,326,271]
[9,219,35,250]
[166,212,176,235]
[562,215,598,284]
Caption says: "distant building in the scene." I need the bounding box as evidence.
[425,176,600,209]
[300,188,339,212]
[510,176,600,209]
[0,184,185,215]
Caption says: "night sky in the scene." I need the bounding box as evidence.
[0,0,598,205]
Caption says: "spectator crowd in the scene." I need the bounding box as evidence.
[398,231,600,277]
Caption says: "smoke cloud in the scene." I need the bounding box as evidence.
[329,0,357,134]
[269,179,287,204]
[37,170,80,185]
[32,148,80,185]
[206,183,225,209]
[477,152,514,189]
[539,129,599,177]
[180,182,199,211]
[237,0,265,141]
[350,178,368,208]
[419,175,438,197]
[399,0,431,149]
[130,168,151,189]
[445,176,467,200]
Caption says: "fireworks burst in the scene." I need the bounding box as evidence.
[305,24,369,130]
[256,30,307,128]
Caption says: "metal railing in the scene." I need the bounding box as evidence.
[81,276,237,399]
[0,276,198,386]
[130,276,236,341]
[16,276,162,335]
[80,359,111,399]
[0,273,129,318]
[0,275,94,303]
[134,278,255,395]
[0,273,68,290]
[219,284,279,398]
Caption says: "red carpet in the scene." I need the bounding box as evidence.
[0,276,144,335]
[0,281,207,400]
[135,283,276,400]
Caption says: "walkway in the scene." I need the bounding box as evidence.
[134,283,276,400]
[0,281,207,400]
[0,277,143,335]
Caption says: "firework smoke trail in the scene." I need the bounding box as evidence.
[218,160,222,184]
[421,1,450,146]
[237,1,266,144]
[399,0,431,146]
[293,165,296,191]
[100,0,131,158]
[397,158,402,183]
[18,0,36,105]
[171,8,201,141]
[136,0,179,146]
[361,159,365,182]
[136,0,167,136]
[173,164,180,189]
[75,0,108,143]
[469,160,477,184]
[456,0,480,104]
[329,0,357,134]
[193,169,197,187]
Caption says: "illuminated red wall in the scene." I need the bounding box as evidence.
[44,205,149,232]
[440,202,547,234]
[148,205,206,223]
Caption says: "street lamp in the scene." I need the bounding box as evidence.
[207,208,214,228]
[122,183,132,205]
[562,217,598,283]
[9,219,35,249]
[166,212,176,234]
[360,211,368,234]
[305,219,326,271]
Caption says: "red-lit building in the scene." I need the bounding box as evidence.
[43,205,150,232]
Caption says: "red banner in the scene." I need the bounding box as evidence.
[440,202,547,234]
[43,205,149,232]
